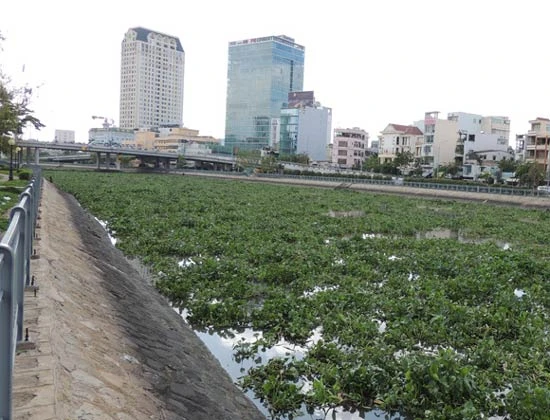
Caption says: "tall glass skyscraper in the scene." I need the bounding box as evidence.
[224,35,305,150]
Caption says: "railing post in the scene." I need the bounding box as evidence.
[10,206,27,342]
[19,190,33,287]
[0,243,15,420]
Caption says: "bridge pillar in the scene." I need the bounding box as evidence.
[34,148,39,165]
[164,158,170,171]
[96,152,101,170]
[115,155,121,170]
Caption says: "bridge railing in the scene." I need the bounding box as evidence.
[0,168,41,420]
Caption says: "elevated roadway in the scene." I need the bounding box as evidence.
[16,140,238,169]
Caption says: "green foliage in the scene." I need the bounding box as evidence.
[176,154,186,169]
[46,169,550,420]
[17,168,31,180]
[259,156,282,173]
[515,161,545,188]
[498,158,518,173]
[0,35,44,151]
[393,151,415,175]
[438,162,461,176]
[363,154,380,172]
[279,153,310,165]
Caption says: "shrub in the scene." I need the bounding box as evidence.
[17,169,32,180]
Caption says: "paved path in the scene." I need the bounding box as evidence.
[12,180,264,420]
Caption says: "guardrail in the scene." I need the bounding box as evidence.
[256,174,544,197]
[0,168,41,420]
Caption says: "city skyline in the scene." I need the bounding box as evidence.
[1,0,549,145]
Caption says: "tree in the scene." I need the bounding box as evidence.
[176,154,186,169]
[465,150,483,166]
[235,149,261,173]
[259,155,280,173]
[363,154,380,172]
[393,151,414,172]
[498,158,518,172]
[278,153,309,165]
[515,161,545,189]
[439,162,461,177]
[1,32,44,155]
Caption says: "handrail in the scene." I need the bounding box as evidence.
[256,173,544,197]
[0,167,41,419]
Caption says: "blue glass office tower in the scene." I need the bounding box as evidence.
[224,35,305,150]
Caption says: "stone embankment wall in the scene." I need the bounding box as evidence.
[13,180,265,420]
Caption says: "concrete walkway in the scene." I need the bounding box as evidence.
[12,180,264,419]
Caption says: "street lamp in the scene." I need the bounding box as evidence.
[8,138,15,181]
[15,147,21,170]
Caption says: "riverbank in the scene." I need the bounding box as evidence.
[12,180,264,419]
[183,171,550,209]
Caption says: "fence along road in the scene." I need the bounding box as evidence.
[0,169,41,420]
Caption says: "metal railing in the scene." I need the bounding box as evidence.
[0,169,41,420]
[256,173,545,197]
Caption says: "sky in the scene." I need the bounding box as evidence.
[1,0,549,146]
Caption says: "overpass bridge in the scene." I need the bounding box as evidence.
[16,140,239,170]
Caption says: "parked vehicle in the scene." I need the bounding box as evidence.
[537,185,550,195]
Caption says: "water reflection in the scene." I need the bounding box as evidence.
[178,310,399,420]
[415,228,511,249]
[95,217,118,245]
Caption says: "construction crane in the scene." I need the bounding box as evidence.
[91,115,115,129]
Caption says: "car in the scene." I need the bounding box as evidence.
[537,185,550,195]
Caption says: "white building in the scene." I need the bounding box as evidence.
[278,92,332,161]
[414,112,457,171]
[296,107,332,161]
[481,116,510,146]
[88,128,135,146]
[379,124,423,163]
[332,127,369,169]
[54,129,76,144]
[119,27,185,130]
[447,112,511,178]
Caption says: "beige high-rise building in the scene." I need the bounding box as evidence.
[54,129,75,143]
[519,117,550,174]
[119,27,185,130]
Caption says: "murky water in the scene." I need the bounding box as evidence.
[415,228,511,249]
[192,324,400,420]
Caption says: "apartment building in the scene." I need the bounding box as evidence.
[331,128,369,169]
[119,27,185,130]
[88,127,134,146]
[279,92,332,161]
[54,129,76,144]
[126,127,218,152]
[448,112,510,163]
[517,117,550,174]
[154,127,218,153]
[414,112,457,170]
[378,124,423,163]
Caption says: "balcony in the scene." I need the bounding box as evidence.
[455,145,464,155]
